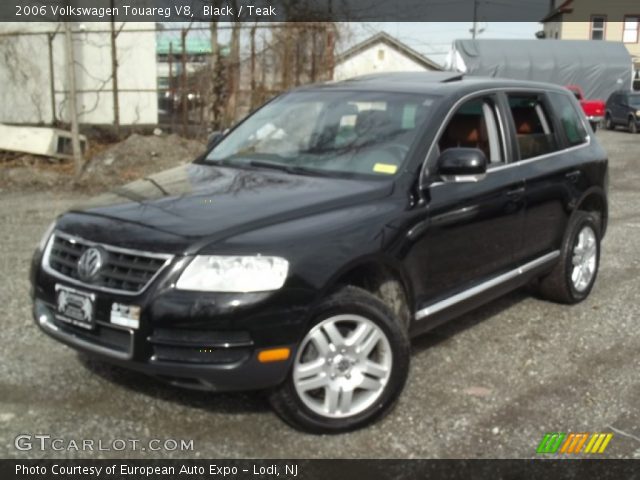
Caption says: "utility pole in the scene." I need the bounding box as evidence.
[63,22,83,175]
[472,0,478,39]
[470,0,485,39]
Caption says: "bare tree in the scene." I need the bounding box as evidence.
[110,10,125,138]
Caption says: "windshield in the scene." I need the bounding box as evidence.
[629,95,640,107]
[206,90,436,178]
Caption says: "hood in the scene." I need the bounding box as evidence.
[62,163,393,251]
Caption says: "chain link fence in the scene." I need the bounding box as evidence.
[0,22,341,139]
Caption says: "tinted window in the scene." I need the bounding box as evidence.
[507,94,559,160]
[438,96,504,165]
[550,92,588,146]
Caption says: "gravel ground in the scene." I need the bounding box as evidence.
[0,130,639,459]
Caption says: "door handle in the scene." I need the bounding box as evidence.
[565,171,581,183]
[506,187,525,197]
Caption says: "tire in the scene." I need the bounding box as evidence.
[590,121,598,133]
[604,114,614,130]
[537,211,600,304]
[629,117,638,134]
[269,286,410,434]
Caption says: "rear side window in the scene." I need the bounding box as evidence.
[550,92,588,147]
[506,94,559,160]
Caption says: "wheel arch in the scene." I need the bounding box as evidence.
[321,255,415,328]
[573,187,608,238]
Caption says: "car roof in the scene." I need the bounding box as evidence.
[294,72,570,97]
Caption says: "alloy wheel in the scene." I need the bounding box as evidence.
[293,314,392,419]
[571,225,597,292]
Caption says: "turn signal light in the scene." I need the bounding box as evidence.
[258,348,291,363]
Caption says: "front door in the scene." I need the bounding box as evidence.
[404,94,525,312]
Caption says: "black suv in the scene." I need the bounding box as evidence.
[604,90,640,133]
[32,73,608,433]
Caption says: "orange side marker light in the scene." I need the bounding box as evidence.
[258,348,291,363]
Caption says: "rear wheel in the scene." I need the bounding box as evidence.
[537,211,600,304]
[629,117,638,134]
[269,286,410,433]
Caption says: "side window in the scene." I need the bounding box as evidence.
[438,96,504,165]
[550,92,589,147]
[506,94,559,160]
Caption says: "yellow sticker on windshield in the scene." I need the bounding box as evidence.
[373,163,398,175]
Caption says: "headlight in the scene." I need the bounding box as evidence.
[176,255,289,292]
[38,221,56,251]
[636,110,640,116]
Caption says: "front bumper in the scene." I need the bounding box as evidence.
[32,243,315,391]
[587,115,604,123]
[34,299,299,391]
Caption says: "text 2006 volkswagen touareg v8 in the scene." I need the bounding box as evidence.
[32,73,608,433]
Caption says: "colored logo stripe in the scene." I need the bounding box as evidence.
[584,433,613,454]
[537,433,613,454]
[537,433,566,453]
[560,433,589,453]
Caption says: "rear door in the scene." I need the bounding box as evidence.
[614,94,627,123]
[505,91,590,263]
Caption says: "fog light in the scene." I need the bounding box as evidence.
[35,300,53,326]
[258,348,291,363]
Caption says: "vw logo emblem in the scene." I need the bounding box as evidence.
[77,247,106,282]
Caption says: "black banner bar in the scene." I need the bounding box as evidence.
[0,0,631,23]
[2,459,640,480]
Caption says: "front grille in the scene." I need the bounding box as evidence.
[45,232,172,294]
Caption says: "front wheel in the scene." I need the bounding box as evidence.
[269,286,410,433]
[629,117,638,134]
[604,114,614,130]
[590,121,598,132]
[537,211,600,304]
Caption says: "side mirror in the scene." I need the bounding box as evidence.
[437,148,488,182]
[207,131,225,150]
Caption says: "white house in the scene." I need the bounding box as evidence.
[334,32,442,82]
[0,22,158,126]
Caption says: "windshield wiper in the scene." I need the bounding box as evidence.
[247,160,344,178]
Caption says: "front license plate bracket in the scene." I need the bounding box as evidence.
[55,284,96,330]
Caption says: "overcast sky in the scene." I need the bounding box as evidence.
[204,21,543,68]
[347,22,542,66]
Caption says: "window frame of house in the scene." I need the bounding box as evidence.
[590,14,607,40]
[623,15,640,44]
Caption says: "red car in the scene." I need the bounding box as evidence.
[566,85,605,131]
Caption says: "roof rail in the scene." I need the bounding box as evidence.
[442,73,464,82]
